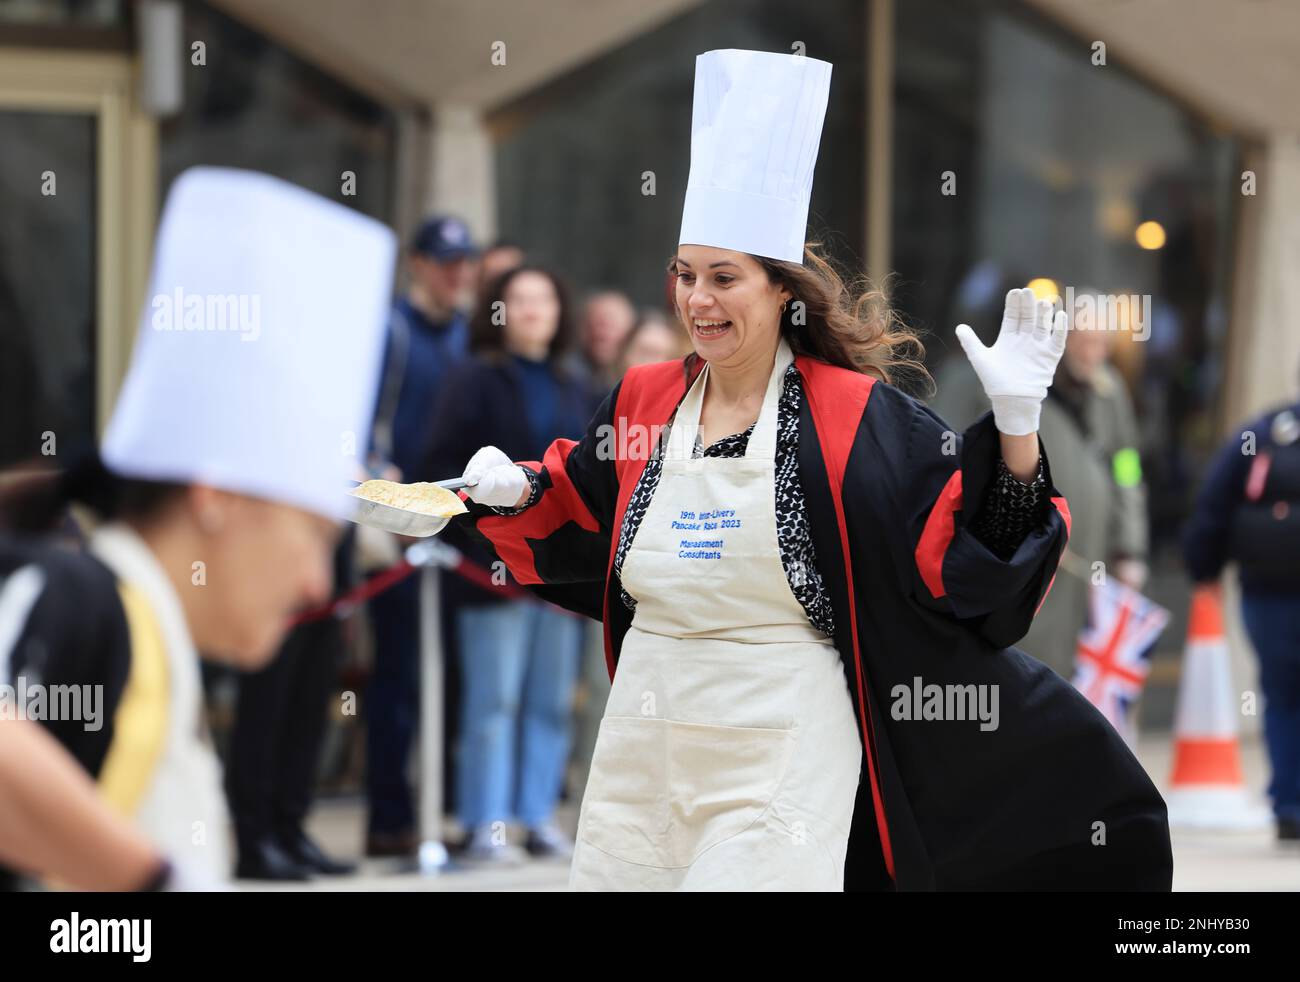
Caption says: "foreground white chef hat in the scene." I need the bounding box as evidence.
[102,167,396,520]
[678,49,833,264]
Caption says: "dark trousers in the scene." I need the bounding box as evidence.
[1241,589,1300,823]
[226,616,342,845]
[364,571,462,837]
[365,576,420,836]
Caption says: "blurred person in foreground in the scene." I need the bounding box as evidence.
[929,289,1150,678]
[424,266,593,864]
[364,215,478,857]
[0,716,180,889]
[0,167,393,886]
[1184,362,1300,842]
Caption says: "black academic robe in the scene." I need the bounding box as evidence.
[454,351,1173,891]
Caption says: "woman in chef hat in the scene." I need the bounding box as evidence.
[450,50,1171,891]
[0,168,394,887]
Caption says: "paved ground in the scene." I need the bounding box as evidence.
[239,732,1299,891]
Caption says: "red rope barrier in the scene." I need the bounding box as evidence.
[289,552,534,627]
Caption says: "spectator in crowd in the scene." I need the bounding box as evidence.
[226,532,359,881]
[365,215,478,858]
[424,265,592,864]
[565,290,637,403]
[620,309,689,371]
[929,289,1150,678]
[478,239,525,296]
[1184,363,1300,841]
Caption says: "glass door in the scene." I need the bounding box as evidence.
[0,47,155,469]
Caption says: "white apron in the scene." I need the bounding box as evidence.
[569,338,862,891]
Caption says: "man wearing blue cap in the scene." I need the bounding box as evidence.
[365,215,479,857]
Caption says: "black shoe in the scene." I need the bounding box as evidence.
[365,828,418,858]
[235,837,314,882]
[1278,817,1300,841]
[280,829,357,876]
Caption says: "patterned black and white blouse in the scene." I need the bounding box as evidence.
[500,363,1048,636]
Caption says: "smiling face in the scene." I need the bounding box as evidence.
[673,245,790,367]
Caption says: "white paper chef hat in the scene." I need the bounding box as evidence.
[102,167,396,520]
[678,49,833,264]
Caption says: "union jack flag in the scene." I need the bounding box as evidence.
[1072,578,1170,745]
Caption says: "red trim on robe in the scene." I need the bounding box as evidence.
[474,439,601,585]
[915,480,1072,609]
[914,470,963,600]
[1050,494,1071,538]
[796,355,896,884]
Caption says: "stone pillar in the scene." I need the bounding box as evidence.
[423,103,496,245]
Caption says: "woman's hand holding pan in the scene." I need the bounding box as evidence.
[462,446,530,508]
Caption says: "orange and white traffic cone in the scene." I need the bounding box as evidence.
[1165,585,1271,829]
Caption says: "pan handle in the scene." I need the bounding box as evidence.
[346,476,474,491]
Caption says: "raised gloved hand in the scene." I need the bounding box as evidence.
[955,287,1068,436]
[462,446,529,508]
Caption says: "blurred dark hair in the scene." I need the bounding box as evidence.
[469,264,575,366]
[0,450,185,535]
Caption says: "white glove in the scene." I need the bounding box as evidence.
[955,287,1068,436]
[462,446,529,508]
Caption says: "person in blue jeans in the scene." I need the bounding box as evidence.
[424,265,594,863]
[1184,385,1300,841]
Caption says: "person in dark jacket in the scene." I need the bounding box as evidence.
[225,531,359,881]
[424,265,595,864]
[364,216,478,857]
[1184,382,1300,841]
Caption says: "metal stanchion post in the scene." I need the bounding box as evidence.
[409,540,459,875]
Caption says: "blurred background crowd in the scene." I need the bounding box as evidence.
[1,0,1299,887]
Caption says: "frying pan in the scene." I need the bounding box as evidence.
[347,477,471,538]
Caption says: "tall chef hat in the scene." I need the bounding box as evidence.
[102,167,396,520]
[678,49,833,264]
